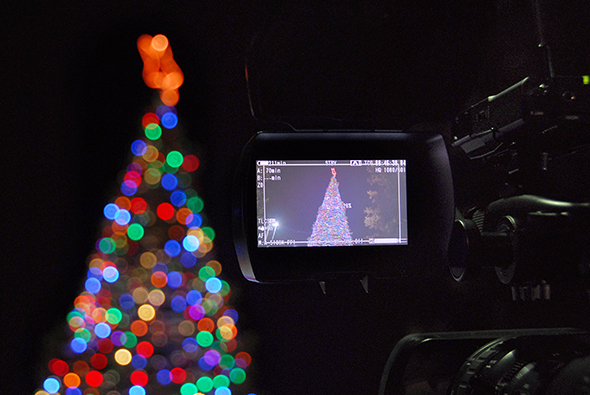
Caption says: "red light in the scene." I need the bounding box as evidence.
[130,197,147,214]
[157,203,175,221]
[85,370,103,387]
[136,341,154,358]
[130,370,149,386]
[90,353,108,370]
[170,367,186,383]
[182,155,200,172]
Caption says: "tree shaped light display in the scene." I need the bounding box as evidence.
[308,168,353,246]
[35,34,254,395]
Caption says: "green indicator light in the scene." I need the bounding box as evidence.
[106,308,122,324]
[583,75,590,85]
[127,223,144,241]
[197,376,214,393]
[166,151,184,167]
[196,331,214,347]
[145,123,162,140]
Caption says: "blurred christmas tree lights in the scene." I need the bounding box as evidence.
[35,34,255,395]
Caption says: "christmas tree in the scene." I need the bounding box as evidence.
[35,35,254,395]
[308,168,353,246]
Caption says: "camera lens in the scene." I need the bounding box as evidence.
[448,333,590,395]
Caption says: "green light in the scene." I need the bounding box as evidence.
[187,196,204,213]
[180,383,198,395]
[583,75,590,85]
[197,376,214,393]
[219,354,235,369]
[199,266,215,281]
[166,151,184,167]
[196,331,214,347]
[229,367,246,384]
[127,223,144,241]
[98,237,116,254]
[145,123,162,140]
[213,375,230,388]
[202,226,215,241]
[74,328,91,342]
[106,308,123,324]
[123,331,137,348]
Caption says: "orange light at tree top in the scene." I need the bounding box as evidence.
[137,34,184,106]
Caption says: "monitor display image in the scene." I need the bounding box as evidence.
[256,159,408,247]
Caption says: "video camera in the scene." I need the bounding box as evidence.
[233,1,590,393]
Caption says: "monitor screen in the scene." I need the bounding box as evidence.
[255,159,408,247]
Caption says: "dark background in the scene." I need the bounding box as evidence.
[3,1,590,394]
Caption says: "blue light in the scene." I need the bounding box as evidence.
[157,369,172,385]
[121,180,138,196]
[102,266,119,283]
[170,190,187,207]
[132,354,148,369]
[152,262,168,274]
[87,267,103,281]
[164,240,181,257]
[198,356,214,371]
[131,140,148,156]
[103,203,119,220]
[186,290,202,305]
[223,309,239,323]
[129,386,146,395]
[205,277,223,293]
[43,377,61,394]
[180,252,197,268]
[182,337,199,353]
[171,295,187,313]
[114,209,131,225]
[167,271,183,288]
[66,387,83,395]
[186,213,203,228]
[119,293,135,310]
[215,387,232,395]
[85,277,101,294]
[70,337,87,353]
[156,105,176,120]
[182,235,200,252]
[94,322,112,339]
[161,112,179,129]
[161,173,178,191]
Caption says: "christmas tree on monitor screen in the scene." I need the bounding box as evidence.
[308,168,353,246]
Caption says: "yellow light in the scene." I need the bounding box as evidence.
[138,304,156,321]
[147,289,166,307]
[132,287,149,304]
[114,349,132,366]
[139,252,157,269]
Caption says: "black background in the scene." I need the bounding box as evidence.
[3,1,590,394]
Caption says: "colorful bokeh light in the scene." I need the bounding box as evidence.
[36,34,254,395]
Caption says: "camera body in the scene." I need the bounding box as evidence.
[233,131,454,283]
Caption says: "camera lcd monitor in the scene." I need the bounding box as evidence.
[255,159,408,248]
